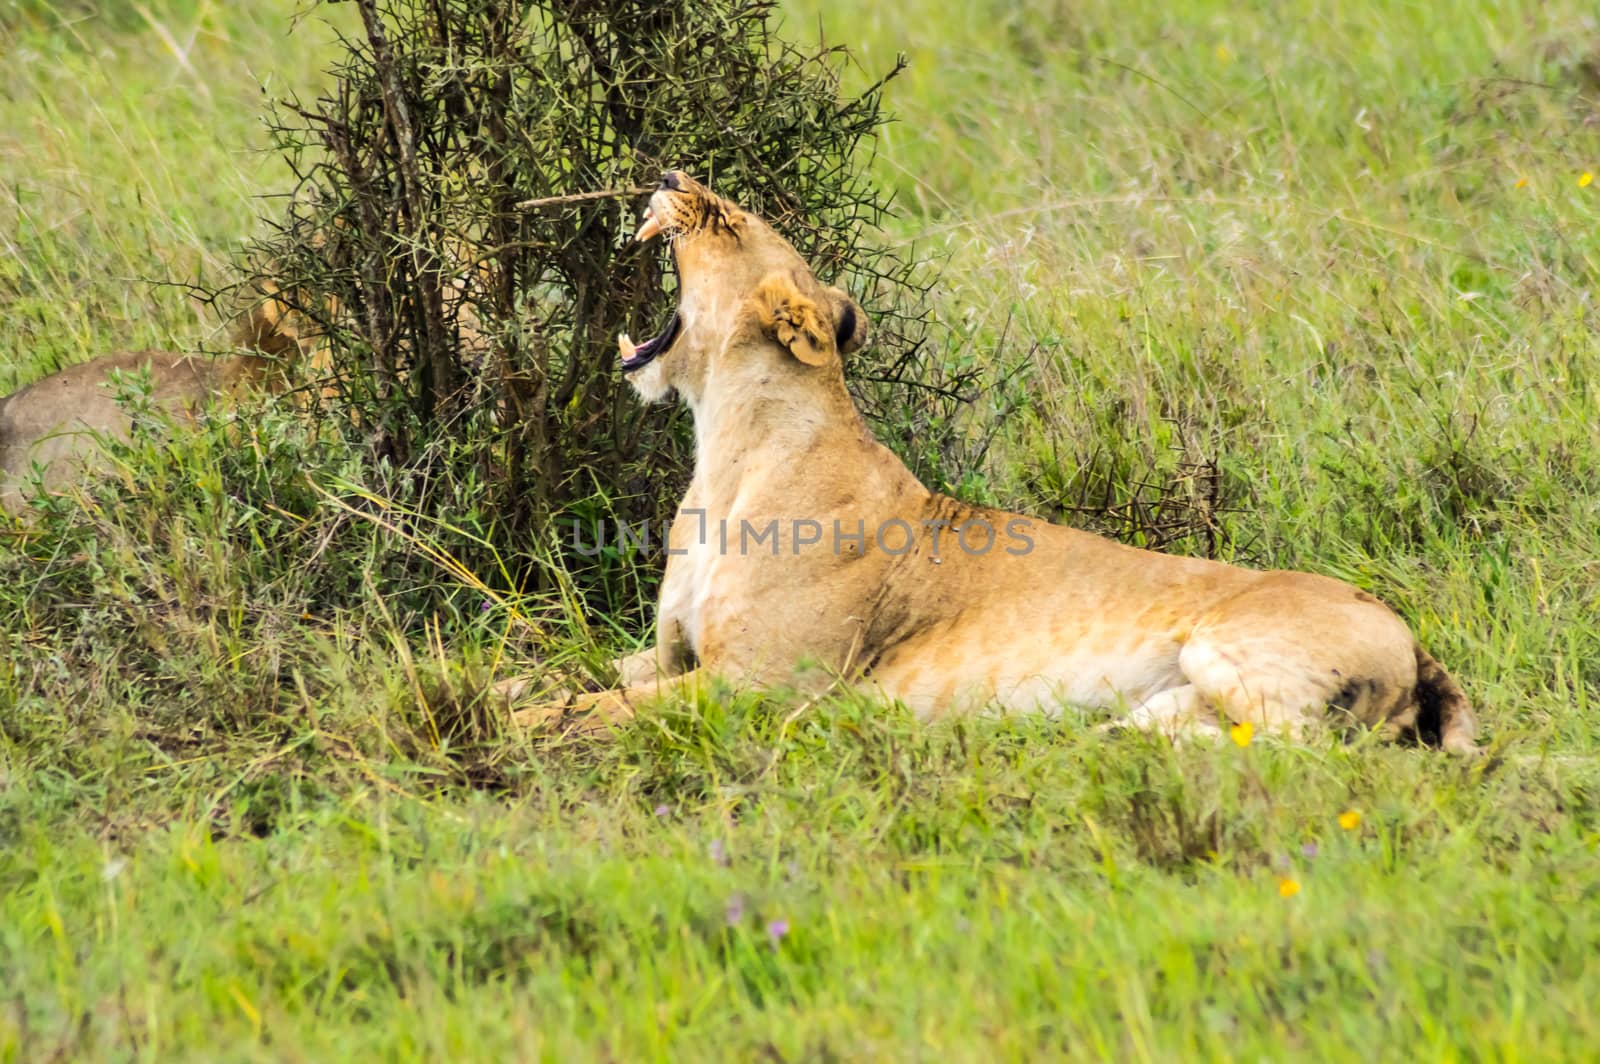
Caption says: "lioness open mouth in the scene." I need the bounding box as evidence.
[618,309,680,373]
[618,204,680,374]
[635,205,663,243]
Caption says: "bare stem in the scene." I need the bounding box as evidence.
[516,187,652,210]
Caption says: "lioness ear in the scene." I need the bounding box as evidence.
[824,286,868,356]
[752,273,833,367]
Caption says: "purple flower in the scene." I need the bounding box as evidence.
[766,918,789,945]
[479,599,492,612]
[724,893,746,926]
[654,803,670,818]
[709,839,728,866]
[1301,842,1319,859]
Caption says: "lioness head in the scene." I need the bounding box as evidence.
[620,171,868,404]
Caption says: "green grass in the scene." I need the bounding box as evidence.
[3,0,1599,1059]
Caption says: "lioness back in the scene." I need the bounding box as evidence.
[0,350,260,510]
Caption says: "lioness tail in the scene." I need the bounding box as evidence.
[1413,645,1480,755]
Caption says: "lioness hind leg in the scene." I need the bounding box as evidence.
[1116,685,1225,742]
[1175,634,1411,744]
[1170,574,1424,743]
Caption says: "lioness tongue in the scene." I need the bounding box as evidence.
[635,207,662,243]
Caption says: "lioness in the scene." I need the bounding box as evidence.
[501,171,1478,752]
[0,285,322,512]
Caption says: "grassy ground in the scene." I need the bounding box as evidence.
[3,0,1599,1059]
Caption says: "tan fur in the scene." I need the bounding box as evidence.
[499,172,1480,754]
[753,275,835,366]
[229,277,336,377]
[0,281,323,512]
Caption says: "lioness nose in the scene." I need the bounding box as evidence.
[659,171,684,191]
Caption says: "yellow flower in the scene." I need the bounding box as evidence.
[1581,172,1595,188]
[1215,44,1233,64]
[1278,877,1301,898]
[1229,720,1254,747]
[1338,809,1362,831]
[1514,177,1528,189]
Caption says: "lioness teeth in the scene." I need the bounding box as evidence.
[635,208,662,243]
[618,333,637,358]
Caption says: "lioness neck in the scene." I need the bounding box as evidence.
[686,361,881,488]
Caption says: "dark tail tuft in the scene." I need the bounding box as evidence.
[1412,645,1480,755]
